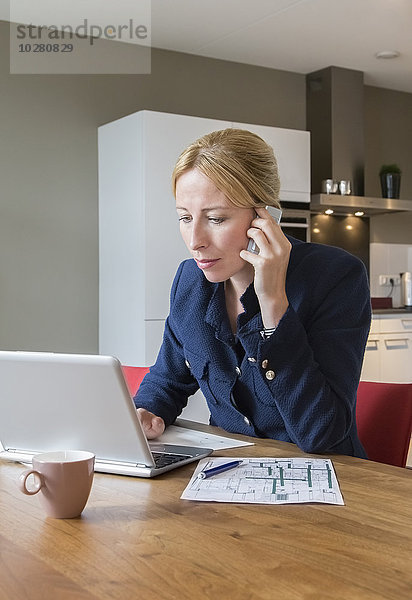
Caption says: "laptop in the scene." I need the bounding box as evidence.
[0,351,212,477]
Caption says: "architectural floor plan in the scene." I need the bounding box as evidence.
[181,457,344,505]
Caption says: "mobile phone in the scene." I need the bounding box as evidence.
[247,206,282,254]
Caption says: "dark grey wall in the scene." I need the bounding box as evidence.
[365,85,412,199]
[365,86,412,242]
[0,22,305,353]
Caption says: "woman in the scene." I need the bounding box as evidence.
[135,128,371,457]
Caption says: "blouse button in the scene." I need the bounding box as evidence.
[247,357,256,363]
[265,370,276,381]
[235,366,242,376]
[243,416,251,426]
[185,359,191,370]
[261,359,269,369]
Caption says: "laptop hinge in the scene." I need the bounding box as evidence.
[95,457,153,469]
[4,448,37,457]
[3,449,154,469]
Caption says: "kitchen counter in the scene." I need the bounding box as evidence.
[373,308,412,315]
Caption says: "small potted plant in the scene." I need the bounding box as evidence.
[379,164,401,199]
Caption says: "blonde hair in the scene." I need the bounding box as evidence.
[171,128,281,209]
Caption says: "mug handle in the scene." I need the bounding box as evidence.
[19,469,44,495]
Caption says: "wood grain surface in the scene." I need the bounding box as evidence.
[1,422,411,600]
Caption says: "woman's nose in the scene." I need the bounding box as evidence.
[189,222,208,251]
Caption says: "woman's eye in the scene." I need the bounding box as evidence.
[178,215,192,223]
[208,217,225,224]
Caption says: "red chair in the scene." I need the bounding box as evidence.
[121,365,150,396]
[356,382,412,468]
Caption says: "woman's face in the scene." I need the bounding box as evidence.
[175,168,255,284]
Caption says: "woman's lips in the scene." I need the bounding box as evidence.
[195,258,220,270]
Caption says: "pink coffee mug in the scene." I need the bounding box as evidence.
[19,450,95,518]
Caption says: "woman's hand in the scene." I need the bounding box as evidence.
[136,408,165,439]
[240,206,292,328]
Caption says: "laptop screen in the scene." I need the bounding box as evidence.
[0,351,155,466]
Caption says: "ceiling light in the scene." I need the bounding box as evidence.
[325,209,334,215]
[346,225,353,230]
[375,50,400,59]
[355,211,364,217]
[313,228,320,234]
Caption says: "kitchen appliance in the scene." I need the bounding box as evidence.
[311,193,412,216]
[400,272,412,307]
[280,208,310,242]
[307,66,412,216]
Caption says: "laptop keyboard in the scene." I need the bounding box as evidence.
[151,451,189,468]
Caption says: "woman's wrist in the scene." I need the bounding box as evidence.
[260,295,289,330]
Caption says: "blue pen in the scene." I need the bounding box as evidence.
[198,460,242,479]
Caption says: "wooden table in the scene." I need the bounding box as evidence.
[1,422,411,600]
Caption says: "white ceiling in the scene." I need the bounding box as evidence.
[150,0,412,94]
[1,0,411,93]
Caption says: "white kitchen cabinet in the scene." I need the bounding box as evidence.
[361,315,412,383]
[360,317,380,381]
[379,317,412,334]
[380,334,412,382]
[232,122,310,204]
[361,337,381,382]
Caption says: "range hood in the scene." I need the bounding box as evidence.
[306,66,412,216]
[311,194,412,216]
